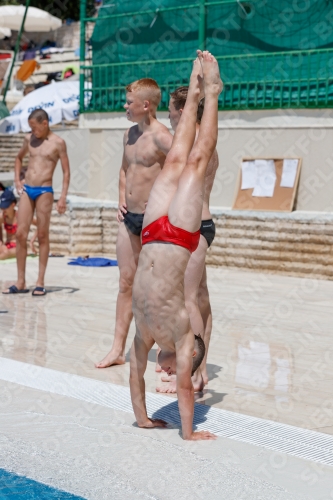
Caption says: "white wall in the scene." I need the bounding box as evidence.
[58,108,333,212]
[53,128,90,197]
[53,127,124,200]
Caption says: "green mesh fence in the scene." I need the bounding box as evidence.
[80,0,333,112]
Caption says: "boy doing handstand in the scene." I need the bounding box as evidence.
[130,50,222,440]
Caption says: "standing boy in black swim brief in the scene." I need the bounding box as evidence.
[95,78,173,369]
[2,109,70,296]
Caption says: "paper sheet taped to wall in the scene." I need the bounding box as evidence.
[241,161,257,189]
[280,159,298,188]
[252,159,277,197]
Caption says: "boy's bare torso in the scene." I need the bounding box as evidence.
[124,122,169,213]
[25,132,63,187]
[133,243,191,350]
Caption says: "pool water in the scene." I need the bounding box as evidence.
[0,469,86,499]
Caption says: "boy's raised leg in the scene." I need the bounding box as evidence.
[168,52,222,233]
[143,54,204,227]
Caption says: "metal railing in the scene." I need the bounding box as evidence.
[80,0,333,113]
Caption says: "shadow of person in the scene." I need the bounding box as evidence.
[127,125,143,146]
[151,398,213,429]
[195,389,227,407]
[44,286,79,294]
[148,347,159,363]
[206,363,222,382]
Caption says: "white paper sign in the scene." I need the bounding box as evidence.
[280,159,298,188]
[252,159,276,197]
[241,161,257,190]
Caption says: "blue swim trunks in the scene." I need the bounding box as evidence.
[24,184,54,201]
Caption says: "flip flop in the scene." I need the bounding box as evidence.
[2,285,30,295]
[32,286,47,297]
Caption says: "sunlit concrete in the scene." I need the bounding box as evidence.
[1,258,333,435]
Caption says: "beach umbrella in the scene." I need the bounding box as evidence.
[0,5,61,32]
[2,2,62,105]
[0,80,91,134]
[0,27,11,39]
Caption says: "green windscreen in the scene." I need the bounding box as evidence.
[81,0,333,112]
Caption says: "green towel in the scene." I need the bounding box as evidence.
[0,255,38,264]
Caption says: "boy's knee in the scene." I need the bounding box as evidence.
[119,274,134,293]
[16,229,28,243]
[166,150,181,164]
[187,150,203,167]
[37,230,49,244]
[185,292,200,315]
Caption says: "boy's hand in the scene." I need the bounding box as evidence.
[15,181,24,196]
[30,239,38,255]
[185,431,217,441]
[56,197,67,214]
[117,203,127,223]
[142,202,147,214]
[138,418,168,429]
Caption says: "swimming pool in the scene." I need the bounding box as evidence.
[0,469,86,499]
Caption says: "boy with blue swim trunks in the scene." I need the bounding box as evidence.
[2,109,70,296]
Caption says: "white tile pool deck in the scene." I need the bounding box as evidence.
[1,257,333,499]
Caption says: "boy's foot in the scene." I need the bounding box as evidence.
[201,50,223,95]
[188,52,204,100]
[201,368,209,386]
[156,372,204,393]
[156,378,177,393]
[95,349,126,368]
[2,285,29,294]
[32,286,47,296]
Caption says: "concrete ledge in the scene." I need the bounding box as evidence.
[210,207,333,222]
[67,195,118,210]
[43,197,333,280]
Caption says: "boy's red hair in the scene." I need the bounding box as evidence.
[126,78,161,108]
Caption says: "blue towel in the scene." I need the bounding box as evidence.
[68,257,118,267]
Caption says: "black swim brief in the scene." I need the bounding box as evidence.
[123,211,144,236]
[200,219,216,247]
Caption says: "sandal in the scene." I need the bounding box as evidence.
[2,285,30,295]
[32,286,47,297]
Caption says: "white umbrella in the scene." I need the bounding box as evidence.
[0,5,61,32]
[0,80,91,134]
[0,27,11,39]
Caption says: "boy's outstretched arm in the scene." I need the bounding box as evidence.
[30,228,38,254]
[117,131,129,223]
[57,139,70,214]
[176,335,217,441]
[130,334,167,428]
[15,135,29,195]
